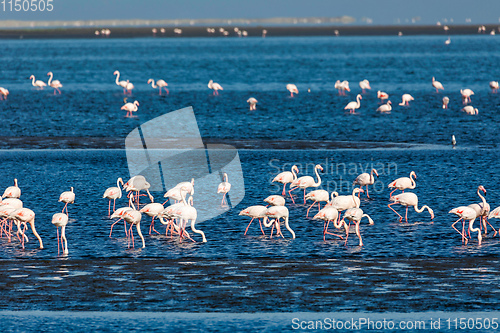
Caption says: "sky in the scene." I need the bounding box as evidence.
[2,0,500,25]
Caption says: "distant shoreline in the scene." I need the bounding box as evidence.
[0,24,498,39]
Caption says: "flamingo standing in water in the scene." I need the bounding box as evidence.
[208,80,223,95]
[286,84,298,97]
[461,89,474,104]
[353,169,379,198]
[313,207,343,241]
[247,97,258,110]
[359,79,371,93]
[52,213,69,255]
[122,201,145,248]
[217,173,231,206]
[125,80,134,95]
[147,79,169,95]
[335,80,350,96]
[450,206,481,245]
[0,87,9,100]
[290,164,323,204]
[8,208,43,249]
[2,179,21,198]
[59,187,75,215]
[171,192,207,243]
[327,188,363,223]
[388,171,417,196]
[123,175,154,207]
[388,192,434,222]
[305,190,330,217]
[103,177,124,216]
[344,94,362,114]
[114,70,128,93]
[121,100,139,117]
[462,106,478,115]
[399,94,414,106]
[377,91,389,102]
[240,205,267,236]
[47,72,63,95]
[432,77,444,93]
[263,205,295,239]
[442,96,449,109]
[341,207,374,246]
[29,75,46,89]
[140,202,165,235]
[376,101,392,112]
[467,185,496,236]
[109,195,136,238]
[490,81,499,93]
[272,165,299,198]
[264,195,286,207]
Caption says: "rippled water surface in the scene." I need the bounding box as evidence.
[1,36,500,331]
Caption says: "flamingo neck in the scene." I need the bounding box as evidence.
[313,167,321,186]
[469,218,480,232]
[48,73,53,86]
[410,173,416,188]
[477,189,487,207]
[115,72,120,85]
[31,76,36,86]
[291,166,297,180]
[150,80,157,88]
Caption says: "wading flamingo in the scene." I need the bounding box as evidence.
[122,202,144,248]
[335,80,350,96]
[286,84,298,97]
[432,77,444,93]
[263,205,295,239]
[376,101,392,112]
[399,94,414,106]
[140,202,165,235]
[490,81,499,93]
[2,179,21,198]
[0,87,9,100]
[52,213,69,255]
[208,80,223,95]
[114,70,128,93]
[377,91,389,102]
[462,106,478,115]
[47,72,63,95]
[388,171,417,196]
[313,207,343,241]
[272,165,299,198]
[290,164,323,204]
[103,177,124,216]
[217,173,231,206]
[344,94,362,114]
[171,192,207,243]
[353,168,379,198]
[8,208,43,249]
[359,79,371,93]
[327,188,363,222]
[59,187,75,215]
[450,206,481,245]
[467,185,496,237]
[264,195,286,207]
[461,89,474,104]
[29,75,46,89]
[121,100,139,117]
[148,79,169,95]
[109,195,136,238]
[305,189,330,217]
[125,80,134,95]
[240,205,267,236]
[123,175,154,207]
[342,207,374,246]
[442,96,449,109]
[388,192,434,222]
[247,97,258,110]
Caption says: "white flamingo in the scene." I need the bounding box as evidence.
[344,94,362,114]
[290,164,323,204]
[450,206,481,245]
[0,87,9,100]
[377,91,389,102]
[432,77,444,93]
[121,100,139,117]
[376,100,392,112]
[239,205,267,236]
[399,94,414,106]
[59,187,75,215]
[388,171,417,196]
[489,81,499,93]
[140,202,165,235]
[247,97,258,110]
[353,168,379,198]
[388,192,434,222]
[114,70,128,93]
[461,89,474,104]
[52,213,69,255]
[148,78,169,95]
[29,75,46,89]
[305,190,330,217]
[264,195,286,207]
[263,205,295,239]
[359,79,371,93]
[342,207,374,246]
[103,177,124,216]
[208,80,223,95]
[462,106,478,115]
[313,207,343,241]
[272,165,299,198]
[442,96,449,109]
[217,173,231,206]
[2,178,21,198]
[286,84,298,97]
[47,72,63,94]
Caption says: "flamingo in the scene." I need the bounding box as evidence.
[388,171,417,196]
[286,84,298,97]
[170,192,206,243]
[103,177,124,216]
[490,81,499,93]
[445,37,451,45]
[122,202,145,248]
[344,94,362,114]
[467,185,496,236]
[461,89,474,104]
[8,208,43,249]
[290,164,323,204]
[217,173,231,206]
[450,206,481,245]
[359,79,371,93]
[0,87,9,100]
[353,168,379,198]
[0,198,23,208]
[52,213,69,255]
[247,97,258,110]
[240,205,268,236]
[2,178,21,198]
[272,165,299,197]
[399,94,414,106]
[173,178,195,194]
[148,79,169,95]
[208,80,223,95]
[29,75,46,89]
[125,80,134,95]
[327,188,362,219]
[388,192,434,222]
[0,205,17,241]
[121,100,139,117]
[432,77,444,93]
[376,101,392,112]
[109,195,137,238]
[313,207,343,241]
[123,175,154,207]
[305,190,330,217]
[341,207,374,246]
[442,96,449,109]
[59,187,75,215]
[160,194,194,239]
[47,72,63,95]
[114,70,128,93]
[264,195,286,207]
[335,80,350,96]
[462,106,478,115]
[263,205,295,239]
[140,202,165,235]
[377,91,389,102]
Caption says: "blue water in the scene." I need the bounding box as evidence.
[1,36,500,331]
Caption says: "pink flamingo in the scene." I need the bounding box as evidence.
[388,171,417,196]
[450,206,481,245]
[377,91,389,102]
[462,106,478,115]
[122,203,144,248]
[290,164,323,204]
[388,192,434,222]
[305,190,329,217]
[125,80,134,95]
[217,173,231,206]
[399,94,414,106]
[359,79,371,93]
[239,205,267,236]
[461,89,474,104]
[171,193,206,242]
[0,87,9,100]
[208,80,223,95]
[490,81,499,93]
[52,213,69,255]
[467,185,496,236]
[353,168,379,198]
[272,165,299,198]
[47,72,63,95]
[442,96,449,109]
[114,70,128,94]
[264,195,286,207]
[123,175,154,207]
[121,100,139,118]
[148,79,169,95]
[432,77,444,93]
[286,84,299,97]
[344,94,362,114]
[59,187,75,215]
[8,208,43,249]
[341,207,374,246]
[263,206,295,239]
[247,97,258,110]
[103,177,124,216]
[140,202,165,235]
[313,207,343,241]
[335,80,350,95]
[29,75,46,89]
[2,178,21,198]
[327,188,363,223]
[376,101,392,112]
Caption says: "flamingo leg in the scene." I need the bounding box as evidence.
[344,220,350,246]
[258,219,265,235]
[244,218,255,236]
[109,218,123,238]
[288,187,299,204]
[366,185,370,199]
[56,227,60,255]
[451,217,466,242]
[306,201,316,217]
[303,188,307,205]
[485,218,498,237]
[108,200,111,217]
[355,222,363,246]
[405,206,409,222]
[281,183,286,196]
[388,203,403,222]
